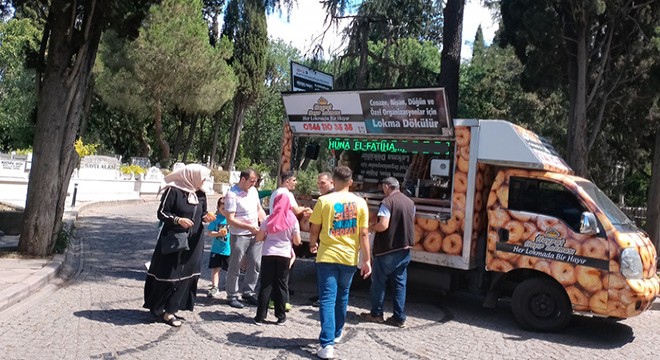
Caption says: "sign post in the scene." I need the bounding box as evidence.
[290,61,334,92]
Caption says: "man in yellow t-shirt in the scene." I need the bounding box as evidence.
[309,166,371,360]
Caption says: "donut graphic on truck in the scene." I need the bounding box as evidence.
[278,87,659,332]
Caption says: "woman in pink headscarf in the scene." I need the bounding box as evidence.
[253,193,301,325]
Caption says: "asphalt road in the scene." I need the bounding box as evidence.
[0,200,659,360]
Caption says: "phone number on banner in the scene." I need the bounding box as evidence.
[290,121,367,135]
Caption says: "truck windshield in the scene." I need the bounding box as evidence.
[575,180,634,227]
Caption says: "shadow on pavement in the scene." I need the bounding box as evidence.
[433,290,635,350]
[74,309,155,326]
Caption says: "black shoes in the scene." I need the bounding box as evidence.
[243,295,259,306]
[228,299,244,309]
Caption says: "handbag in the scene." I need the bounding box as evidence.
[160,205,198,255]
[160,231,190,254]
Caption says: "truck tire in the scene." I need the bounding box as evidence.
[511,277,571,332]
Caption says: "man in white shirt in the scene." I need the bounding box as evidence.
[269,171,311,215]
[225,168,267,308]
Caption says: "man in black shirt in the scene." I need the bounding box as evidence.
[316,172,334,195]
[359,177,415,328]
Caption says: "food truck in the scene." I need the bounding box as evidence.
[278,87,659,331]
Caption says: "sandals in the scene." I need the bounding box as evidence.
[163,313,183,327]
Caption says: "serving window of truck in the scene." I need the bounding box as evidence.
[280,88,455,218]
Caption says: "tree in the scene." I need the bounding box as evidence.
[95,0,236,166]
[646,33,660,250]
[238,39,300,171]
[437,0,464,118]
[648,125,660,250]
[499,0,660,177]
[460,27,569,156]
[221,0,268,171]
[471,25,485,58]
[0,18,40,150]
[12,0,157,256]
[333,37,441,90]
[325,0,442,89]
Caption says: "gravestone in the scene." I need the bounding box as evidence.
[136,166,164,194]
[145,166,164,181]
[78,155,121,180]
[131,157,151,169]
[229,171,241,185]
[172,162,185,173]
[0,157,27,178]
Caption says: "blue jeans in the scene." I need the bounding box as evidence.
[316,262,356,347]
[370,249,411,321]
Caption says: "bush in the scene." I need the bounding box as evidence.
[294,168,319,197]
[120,164,147,176]
[14,148,32,155]
[211,168,229,183]
[52,228,70,254]
[260,176,277,190]
[234,157,273,178]
[74,138,99,158]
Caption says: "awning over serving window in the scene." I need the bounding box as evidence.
[475,120,573,174]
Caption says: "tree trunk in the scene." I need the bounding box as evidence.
[210,110,222,168]
[171,111,185,162]
[153,99,170,166]
[197,117,207,164]
[78,76,95,139]
[224,96,247,171]
[437,0,464,119]
[566,22,589,177]
[356,19,370,89]
[138,129,151,158]
[646,126,660,252]
[182,114,198,163]
[19,0,105,256]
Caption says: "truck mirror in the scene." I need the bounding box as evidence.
[579,212,599,235]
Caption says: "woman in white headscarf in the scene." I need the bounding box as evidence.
[144,164,214,327]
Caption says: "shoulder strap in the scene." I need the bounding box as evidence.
[187,204,199,238]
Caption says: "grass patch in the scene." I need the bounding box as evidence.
[52,228,71,254]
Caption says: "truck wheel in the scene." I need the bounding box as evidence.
[511,277,571,332]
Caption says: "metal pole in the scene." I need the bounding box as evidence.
[71,183,78,207]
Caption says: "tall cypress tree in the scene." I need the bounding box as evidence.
[222,0,268,171]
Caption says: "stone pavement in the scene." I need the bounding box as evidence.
[0,199,84,313]
[0,199,660,360]
[0,197,148,313]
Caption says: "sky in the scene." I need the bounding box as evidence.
[266,0,499,60]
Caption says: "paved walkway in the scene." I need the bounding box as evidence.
[0,198,148,313]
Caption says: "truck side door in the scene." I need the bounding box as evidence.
[486,172,610,314]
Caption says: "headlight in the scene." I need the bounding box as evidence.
[620,247,643,279]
